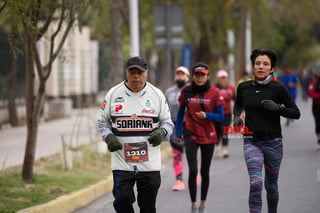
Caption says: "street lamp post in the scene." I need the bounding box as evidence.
[129,0,140,57]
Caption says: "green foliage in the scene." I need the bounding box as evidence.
[251,0,320,68]
[85,0,111,42]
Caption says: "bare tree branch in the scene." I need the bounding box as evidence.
[37,13,54,40]
[0,1,7,13]
[52,0,66,39]
[43,0,66,79]
[44,2,76,80]
[44,15,74,80]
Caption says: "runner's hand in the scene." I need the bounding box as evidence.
[105,134,122,152]
[195,111,206,119]
[262,100,281,112]
[148,128,167,147]
[233,116,244,127]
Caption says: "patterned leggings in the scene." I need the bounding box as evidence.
[244,138,283,213]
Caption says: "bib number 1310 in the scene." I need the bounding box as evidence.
[126,150,147,157]
[124,142,148,163]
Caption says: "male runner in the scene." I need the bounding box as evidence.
[98,56,174,213]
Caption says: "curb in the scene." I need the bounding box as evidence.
[17,143,172,213]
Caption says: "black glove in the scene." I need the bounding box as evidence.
[148,128,167,147]
[233,116,244,127]
[262,100,281,112]
[105,134,122,152]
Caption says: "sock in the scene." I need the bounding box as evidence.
[176,174,183,181]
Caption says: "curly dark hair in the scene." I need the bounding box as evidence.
[250,49,277,69]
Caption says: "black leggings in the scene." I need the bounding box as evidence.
[312,103,320,134]
[184,130,215,202]
[215,113,232,146]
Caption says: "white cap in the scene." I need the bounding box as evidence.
[175,66,190,76]
[217,70,228,78]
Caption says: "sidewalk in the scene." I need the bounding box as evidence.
[0,107,101,170]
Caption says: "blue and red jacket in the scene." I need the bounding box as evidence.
[176,83,224,144]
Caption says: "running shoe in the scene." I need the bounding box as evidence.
[317,143,320,151]
[222,148,229,158]
[198,206,207,213]
[191,206,197,213]
[172,179,185,191]
[196,174,201,186]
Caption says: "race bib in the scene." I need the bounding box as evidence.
[124,142,148,163]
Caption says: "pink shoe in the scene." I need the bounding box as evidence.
[196,174,201,186]
[172,180,185,191]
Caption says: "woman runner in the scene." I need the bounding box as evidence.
[165,66,190,190]
[176,62,224,213]
[233,49,300,213]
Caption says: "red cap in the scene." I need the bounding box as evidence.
[192,63,209,74]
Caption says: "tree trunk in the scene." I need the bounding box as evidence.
[109,0,124,87]
[236,9,247,83]
[22,37,37,183]
[194,0,212,64]
[7,49,18,126]
[22,33,48,182]
[20,0,88,183]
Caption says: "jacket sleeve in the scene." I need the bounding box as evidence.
[308,79,320,99]
[175,105,185,138]
[205,105,224,122]
[97,89,114,141]
[158,91,174,140]
[231,85,236,101]
[279,85,300,119]
[233,85,243,117]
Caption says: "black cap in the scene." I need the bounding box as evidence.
[126,56,148,71]
[192,62,209,74]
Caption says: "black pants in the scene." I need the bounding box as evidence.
[215,113,232,146]
[312,103,320,134]
[184,129,215,202]
[112,170,161,213]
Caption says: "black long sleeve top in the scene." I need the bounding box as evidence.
[233,80,300,141]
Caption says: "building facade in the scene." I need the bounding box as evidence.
[37,22,99,108]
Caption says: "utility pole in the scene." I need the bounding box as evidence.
[129,0,140,57]
[165,3,172,89]
[227,29,235,86]
[245,12,252,71]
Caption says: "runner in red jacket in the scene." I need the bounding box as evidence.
[176,62,224,213]
[307,68,320,150]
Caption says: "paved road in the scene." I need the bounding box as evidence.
[74,98,320,213]
[0,108,100,169]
